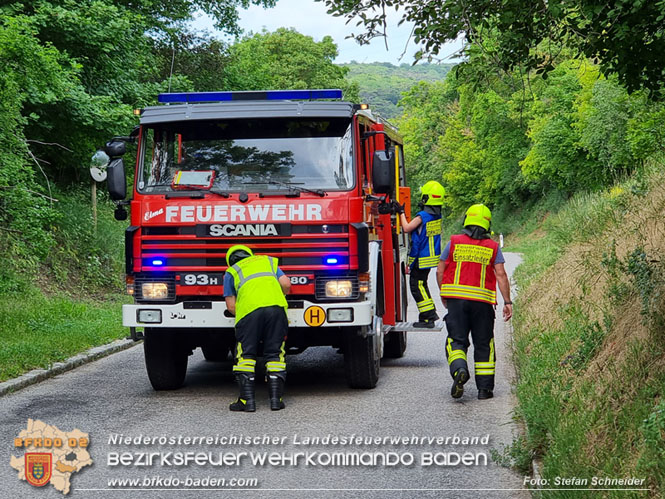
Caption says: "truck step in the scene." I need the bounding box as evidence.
[383,321,446,333]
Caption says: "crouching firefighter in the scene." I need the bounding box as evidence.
[224,245,291,412]
[395,180,445,328]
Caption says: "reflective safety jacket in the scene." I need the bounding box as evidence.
[226,255,288,323]
[408,210,442,269]
[440,234,499,304]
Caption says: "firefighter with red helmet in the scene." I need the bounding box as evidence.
[224,245,291,412]
[395,181,445,328]
[436,204,512,400]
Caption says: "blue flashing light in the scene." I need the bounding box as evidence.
[151,259,165,266]
[325,257,339,265]
[158,89,343,104]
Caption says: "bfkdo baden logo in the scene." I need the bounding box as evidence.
[25,453,52,487]
[10,419,93,495]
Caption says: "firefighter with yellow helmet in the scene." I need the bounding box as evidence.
[395,180,445,328]
[436,204,512,400]
[224,245,291,411]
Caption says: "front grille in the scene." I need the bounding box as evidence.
[315,274,359,301]
[139,225,350,271]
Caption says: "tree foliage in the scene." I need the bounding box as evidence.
[398,54,660,215]
[223,28,359,100]
[343,62,452,118]
[318,0,665,94]
[0,1,360,290]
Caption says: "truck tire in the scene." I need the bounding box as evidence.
[344,326,380,389]
[383,330,407,358]
[144,328,188,390]
[202,344,230,362]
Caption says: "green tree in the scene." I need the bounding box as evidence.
[223,28,359,100]
[318,0,665,94]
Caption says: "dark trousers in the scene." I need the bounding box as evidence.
[444,298,496,390]
[233,306,288,374]
[409,266,438,322]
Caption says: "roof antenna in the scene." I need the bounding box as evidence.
[168,44,176,92]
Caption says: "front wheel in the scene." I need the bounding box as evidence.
[343,327,380,389]
[144,328,188,390]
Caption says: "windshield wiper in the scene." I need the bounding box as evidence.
[246,181,325,197]
[171,184,230,198]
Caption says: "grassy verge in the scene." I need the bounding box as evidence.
[501,165,665,497]
[0,289,129,382]
[0,186,131,383]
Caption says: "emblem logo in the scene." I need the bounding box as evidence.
[25,453,52,487]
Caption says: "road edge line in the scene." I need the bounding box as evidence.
[0,338,139,397]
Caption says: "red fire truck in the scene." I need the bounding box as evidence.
[98,89,414,391]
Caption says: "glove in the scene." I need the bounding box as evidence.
[392,200,405,214]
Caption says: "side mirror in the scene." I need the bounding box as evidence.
[107,158,127,201]
[372,149,394,194]
[114,206,128,221]
[105,140,126,157]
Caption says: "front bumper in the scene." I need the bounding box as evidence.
[122,299,373,328]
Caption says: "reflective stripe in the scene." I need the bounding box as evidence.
[475,369,495,375]
[440,283,496,304]
[475,339,495,375]
[408,256,415,265]
[417,280,428,299]
[417,280,435,311]
[266,342,286,372]
[266,362,286,372]
[429,232,435,259]
[453,257,462,284]
[479,264,487,289]
[418,255,440,268]
[475,361,495,368]
[233,365,256,373]
[234,342,256,373]
[230,255,288,323]
[446,338,466,364]
[240,272,276,286]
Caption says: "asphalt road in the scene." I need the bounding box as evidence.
[1,253,527,499]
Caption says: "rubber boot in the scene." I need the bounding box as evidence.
[414,312,439,329]
[450,367,469,399]
[229,373,256,412]
[267,372,286,411]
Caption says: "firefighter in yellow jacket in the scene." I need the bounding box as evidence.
[436,204,512,400]
[224,245,291,412]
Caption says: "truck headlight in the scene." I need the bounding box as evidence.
[141,282,169,300]
[325,280,353,298]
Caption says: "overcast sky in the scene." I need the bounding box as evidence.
[192,0,463,65]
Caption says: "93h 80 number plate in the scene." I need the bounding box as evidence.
[178,273,224,286]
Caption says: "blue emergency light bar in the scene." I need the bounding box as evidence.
[158,89,343,104]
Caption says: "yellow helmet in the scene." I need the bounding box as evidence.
[226,244,254,267]
[420,181,445,206]
[463,204,492,230]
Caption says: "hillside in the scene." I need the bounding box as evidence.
[341,62,454,118]
[505,165,665,495]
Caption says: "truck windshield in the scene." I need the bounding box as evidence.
[138,117,354,193]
